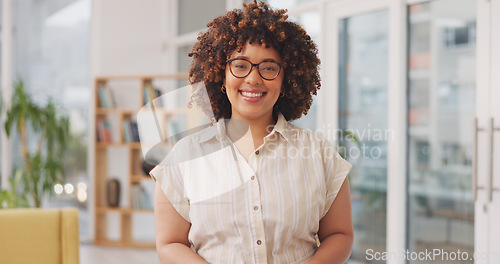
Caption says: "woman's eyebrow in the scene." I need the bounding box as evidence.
[233,56,280,62]
[261,58,279,62]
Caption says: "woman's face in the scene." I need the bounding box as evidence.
[224,42,284,123]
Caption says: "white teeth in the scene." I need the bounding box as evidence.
[241,91,264,98]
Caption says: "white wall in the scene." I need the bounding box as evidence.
[89,0,170,241]
[91,0,169,76]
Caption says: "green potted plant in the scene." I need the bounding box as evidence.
[0,169,29,209]
[3,80,70,208]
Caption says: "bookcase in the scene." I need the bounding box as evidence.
[93,74,189,248]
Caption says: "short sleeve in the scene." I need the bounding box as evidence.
[150,158,191,222]
[320,139,352,219]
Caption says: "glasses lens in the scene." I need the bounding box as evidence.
[230,60,251,77]
[258,62,280,80]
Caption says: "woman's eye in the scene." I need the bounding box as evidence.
[235,64,248,69]
[262,66,277,71]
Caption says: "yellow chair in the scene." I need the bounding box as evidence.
[0,208,80,264]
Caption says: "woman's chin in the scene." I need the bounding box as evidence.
[232,108,273,122]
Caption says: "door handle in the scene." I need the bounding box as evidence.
[488,118,493,202]
[489,117,500,202]
[473,118,483,201]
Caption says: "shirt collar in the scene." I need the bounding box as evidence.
[198,113,290,143]
[272,113,290,142]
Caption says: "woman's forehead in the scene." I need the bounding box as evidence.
[229,42,281,61]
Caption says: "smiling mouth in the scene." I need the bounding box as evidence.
[239,91,267,98]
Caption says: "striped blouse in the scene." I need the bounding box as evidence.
[150,113,352,264]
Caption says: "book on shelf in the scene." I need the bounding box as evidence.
[130,122,140,142]
[122,120,132,143]
[131,181,153,209]
[122,120,140,143]
[97,118,113,143]
[97,85,107,108]
[141,179,154,208]
[98,85,117,108]
[143,83,163,108]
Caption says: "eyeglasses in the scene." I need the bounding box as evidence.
[227,58,282,80]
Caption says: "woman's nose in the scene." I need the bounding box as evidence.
[245,65,263,85]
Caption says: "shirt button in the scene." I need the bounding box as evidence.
[255,150,259,155]
[251,176,255,180]
[257,240,262,245]
[253,206,259,211]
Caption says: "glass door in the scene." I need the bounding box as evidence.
[475,0,500,263]
[323,0,499,263]
[338,9,389,263]
[324,0,406,263]
[406,0,476,262]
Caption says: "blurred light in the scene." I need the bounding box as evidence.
[64,183,74,194]
[77,190,87,202]
[54,184,64,195]
[78,182,87,191]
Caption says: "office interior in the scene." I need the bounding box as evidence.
[0,0,498,263]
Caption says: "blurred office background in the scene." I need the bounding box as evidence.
[1,0,498,263]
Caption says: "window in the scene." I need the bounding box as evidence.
[338,10,389,262]
[290,10,321,130]
[407,0,476,258]
[13,0,91,237]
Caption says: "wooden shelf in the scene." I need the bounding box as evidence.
[96,107,188,115]
[131,174,149,183]
[96,142,141,148]
[124,208,154,214]
[96,207,154,214]
[96,206,124,213]
[94,74,188,248]
[96,108,138,115]
[94,239,156,249]
[96,73,189,81]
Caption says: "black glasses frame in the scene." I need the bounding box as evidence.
[226,58,282,80]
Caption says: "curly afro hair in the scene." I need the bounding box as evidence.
[188,0,320,122]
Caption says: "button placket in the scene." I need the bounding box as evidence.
[249,151,258,172]
[247,156,267,263]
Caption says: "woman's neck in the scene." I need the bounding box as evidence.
[227,113,276,147]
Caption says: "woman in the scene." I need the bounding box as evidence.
[151,1,353,263]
